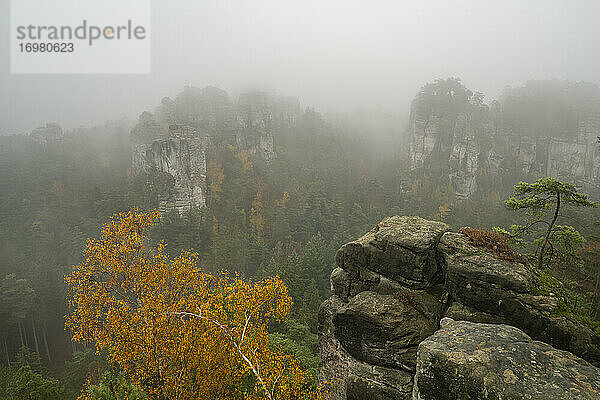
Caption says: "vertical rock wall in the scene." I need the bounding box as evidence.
[236,91,275,160]
[407,83,600,199]
[132,118,208,214]
[131,86,303,213]
[30,122,64,145]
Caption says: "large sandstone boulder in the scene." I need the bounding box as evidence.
[439,231,533,310]
[330,266,404,301]
[335,216,449,288]
[440,232,600,365]
[503,293,600,366]
[319,295,415,400]
[319,216,600,399]
[414,318,600,400]
[346,359,413,400]
[332,291,436,370]
[444,301,508,324]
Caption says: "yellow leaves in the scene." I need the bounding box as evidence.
[275,191,290,209]
[51,180,64,195]
[65,209,326,400]
[237,150,252,172]
[411,179,421,195]
[437,203,451,221]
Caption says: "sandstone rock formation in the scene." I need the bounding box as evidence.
[30,122,64,145]
[335,216,450,289]
[319,216,600,399]
[235,91,302,158]
[131,87,237,214]
[407,79,600,199]
[236,91,275,160]
[166,86,237,138]
[132,118,208,214]
[131,87,304,212]
[414,318,600,400]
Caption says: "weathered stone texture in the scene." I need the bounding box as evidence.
[414,318,600,400]
[319,216,600,400]
[318,296,350,400]
[407,102,600,199]
[236,91,275,159]
[332,291,436,371]
[131,87,305,213]
[335,216,450,288]
[439,231,600,365]
[132,119,208,214]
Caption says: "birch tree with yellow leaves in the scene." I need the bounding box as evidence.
[65,209,328,400]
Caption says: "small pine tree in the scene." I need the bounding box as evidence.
[501,177,597,269]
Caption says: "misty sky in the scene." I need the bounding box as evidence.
[1,0,600,134]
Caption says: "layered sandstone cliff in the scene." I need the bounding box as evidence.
[132,120,208,214]
[319,216,600,399]
[408,80,600,200]
[131,86,303,213]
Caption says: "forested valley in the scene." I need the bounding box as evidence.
[1,79,600,399]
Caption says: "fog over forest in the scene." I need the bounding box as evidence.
[2,1,600,400]
[2,0,600,133]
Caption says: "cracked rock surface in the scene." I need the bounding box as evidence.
[414,318,600,400]
[319,216,600,400]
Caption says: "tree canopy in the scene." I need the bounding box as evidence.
[65,209,328,400]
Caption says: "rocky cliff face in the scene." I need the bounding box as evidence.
[236,91,275,160]
[407,80,600,199]
[414,318,600,400]
[131,86,303,213]
[30,122,64,145]
[319,216,600,399]
[132,120,208,214]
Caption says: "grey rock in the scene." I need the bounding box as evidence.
[330,267,405,301]
[172,86,236,136]
[444,302,508,324]
[439,231,600,365]
[132,121,208,214]
[319,296,350,400]
[407,86,600,199]
[330,267,447,326]
[335,216,450,288]
[440,231,532,318]
[347,359,413,400]
[414,318,600,400]
[440,232,533,301]
[236,91,275,160]
[501,293,600,367]
[330,267,352,300]
[332,291,436,370]
[30,122,64,145]
[319,216,600,398]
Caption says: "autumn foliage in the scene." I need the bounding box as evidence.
[458,227,524,263]
[65,209,328,400]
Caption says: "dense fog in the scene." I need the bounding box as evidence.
[2,1,600,399]
[2,0,600,133]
